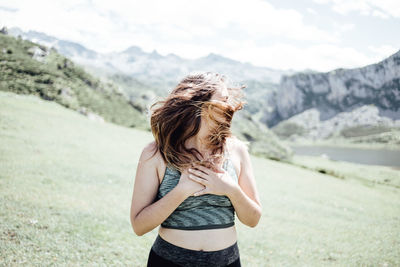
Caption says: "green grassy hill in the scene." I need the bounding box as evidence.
[1,91,399,266]
[0,32,293,161]
[0,32,148,130]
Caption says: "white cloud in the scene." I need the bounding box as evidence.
[372,10,389,19]
[313,0,400,18]
[306,8,317,15]
[0,0,397,71]
[225,43,376,71]
[368,45,398,60]
[0,0,340,52]
[336,23,355,32]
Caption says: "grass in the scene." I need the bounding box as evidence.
[288,155,400,189]
[0,32,293,161]
[1,91,399,266]
[0,33,148,130]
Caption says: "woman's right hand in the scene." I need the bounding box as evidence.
[177,167,206,197]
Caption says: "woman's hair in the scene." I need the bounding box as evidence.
[149,71,246,172]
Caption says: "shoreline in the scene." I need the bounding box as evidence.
[283,139,400,151]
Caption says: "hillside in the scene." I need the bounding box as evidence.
[9,26,400,150]
[272,105,400,149]
[1,91,399,266]
[265,49,400,127]
[1,28,293,161]
[0,32,148,130]
[266,50,400,145]
[8,26,293,89]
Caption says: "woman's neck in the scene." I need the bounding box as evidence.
[184,115,223,160]
[185,135,225,162]
[185,136,209,154]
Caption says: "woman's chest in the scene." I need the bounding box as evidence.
[157,166,235,210]
[156,142,241,185]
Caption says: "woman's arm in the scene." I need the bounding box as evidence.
[226,140,262,227]
[130,142,188,236]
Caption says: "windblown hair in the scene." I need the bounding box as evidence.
[149,72,246,173]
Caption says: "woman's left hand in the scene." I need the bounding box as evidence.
[188,163,237,197]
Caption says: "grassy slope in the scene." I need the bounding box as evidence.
[1,91,399,266]
[0,33,148,130]
[0,32,292,161]
[273,121,400,149]
[289,154,400,189]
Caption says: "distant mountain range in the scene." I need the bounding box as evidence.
[1,27,293,160]
[8,26,400,144]
[8,27,294,90]
[267,49,400,141]
[0,30,148,130]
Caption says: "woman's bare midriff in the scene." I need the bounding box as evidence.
[158,225,237,251]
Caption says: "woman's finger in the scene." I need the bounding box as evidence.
[189,174,208,186]
[216,165,225,173]
[188,168,207,179]
[192,164,211,175]
[193,187,209,197]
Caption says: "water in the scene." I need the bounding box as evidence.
[290,145,400,168]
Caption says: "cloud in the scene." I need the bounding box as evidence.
[0,0,396,71]
[0,0,340,51]
[372,10,389,19]
[306,8,317,15]
[368,45,398,60]
[224,42,378,71]
[313,0,400,18]
[0,5,18,12]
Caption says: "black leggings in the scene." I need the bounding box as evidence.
[147,234,241,267]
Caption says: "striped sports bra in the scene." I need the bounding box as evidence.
[156,148,239,230]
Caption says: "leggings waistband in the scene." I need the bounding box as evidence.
[151,234,240,266]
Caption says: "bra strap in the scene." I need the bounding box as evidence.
[222,144,230,169]
[224,142,231,158]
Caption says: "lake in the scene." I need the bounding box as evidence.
[290,145,400,168]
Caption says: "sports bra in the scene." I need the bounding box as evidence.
[156,147,239,230]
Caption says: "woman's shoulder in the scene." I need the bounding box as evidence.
[226,136,249,154]
[140,141,160,161]
[225,136,250,179]
[140,141,166,179]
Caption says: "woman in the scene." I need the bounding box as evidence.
[130,72,262,266]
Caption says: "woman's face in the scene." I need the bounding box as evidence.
[201,84,230,128]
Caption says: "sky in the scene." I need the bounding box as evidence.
[0,0,399,72]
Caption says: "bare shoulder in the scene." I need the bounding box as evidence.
[226,136,249,155]
[140,141,159,162]
[138,141,161,172]
[139,140,166,183]
[226,136,250,178]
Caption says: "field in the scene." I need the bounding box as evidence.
[1,91,399,266]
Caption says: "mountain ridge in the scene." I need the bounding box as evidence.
[266,49,400,142]
[8,26,294,87]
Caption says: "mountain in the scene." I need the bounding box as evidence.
[8,26,293,89]
[1,27,293,161]
[265,50,400,141]
[8,27,98,59]
[271,105,400,141]
[6,26,292,128]
[0,29,148,130]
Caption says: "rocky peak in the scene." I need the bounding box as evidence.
[264,49,400,129]
[122,45,144,55]
[0,26,8,35]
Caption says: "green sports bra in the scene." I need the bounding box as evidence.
[156,149,239,230]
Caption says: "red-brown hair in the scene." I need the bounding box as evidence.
[149,72,246,172]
